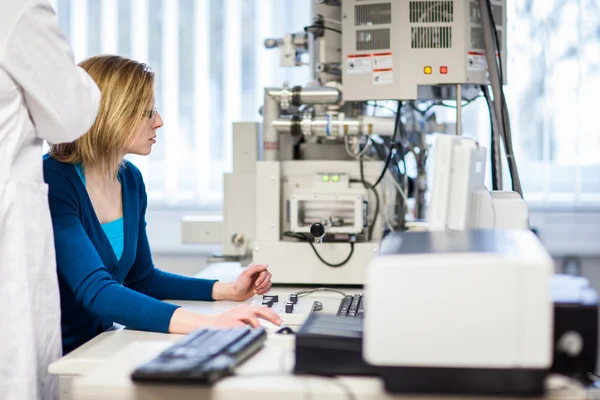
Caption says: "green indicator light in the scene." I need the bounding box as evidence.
[322,175,330,182]
[332,175,340,182]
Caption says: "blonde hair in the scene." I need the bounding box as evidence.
[50,55,155,178]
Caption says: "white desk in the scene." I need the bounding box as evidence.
[49,262,356,399]
[48,262,590,400]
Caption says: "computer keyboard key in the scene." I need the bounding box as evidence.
[337,294,365,318]
[337,295,353,316]
[348,294,361,317]
[226,328,266,355]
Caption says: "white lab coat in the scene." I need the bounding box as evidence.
[0,1,100,399]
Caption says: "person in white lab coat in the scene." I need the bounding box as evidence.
[0,1,101,399]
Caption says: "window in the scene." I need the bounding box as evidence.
[460,0,600,208]
[51,0,600,210]
[50,0,310,210]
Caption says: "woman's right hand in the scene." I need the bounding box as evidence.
[168,304,282,334]
[205,304,282,328]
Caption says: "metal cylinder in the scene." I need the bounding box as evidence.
[272,118,293,133]
[292,86,340,105]
[271,114,395,137]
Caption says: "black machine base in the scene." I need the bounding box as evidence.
[378,366,547,396]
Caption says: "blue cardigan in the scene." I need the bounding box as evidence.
[43,157,217,354]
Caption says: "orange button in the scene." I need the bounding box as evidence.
[440,66,448,74]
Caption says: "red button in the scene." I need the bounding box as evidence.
[440,66,448,74]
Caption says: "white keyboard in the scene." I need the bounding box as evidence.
[250,294,320,326]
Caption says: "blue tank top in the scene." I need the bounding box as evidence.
[74,163,124,261]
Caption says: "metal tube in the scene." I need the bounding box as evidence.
[456,84,462,135]
[272,118,293,132]
[263,87,281,161]
[293,86,340,105]
[271,115,395,137]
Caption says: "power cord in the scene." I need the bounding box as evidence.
[295,288,348,298]
[304,24,342,35]
[283,232,355,268]
[482,85,501,190]
[368,101,402,190]
[352,174,379,241]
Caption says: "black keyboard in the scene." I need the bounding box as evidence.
[336,294,364,318]
[131,327,267,384]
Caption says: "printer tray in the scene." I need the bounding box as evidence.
[293,314,376,376]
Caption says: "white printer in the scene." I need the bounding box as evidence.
[363,229,554,396]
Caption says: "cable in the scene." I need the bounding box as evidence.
[482,85,501,190]
[283,232,354,268]
[303,24,341,35]
[438,95,483,108]
[366,101,397,116]
[296,288,348,298]
[369,101,402,190]
[482,0,523,196]
[344,134,371,159]
[387,170,409,207]
[485,0,504,85]
[353,172,379,241]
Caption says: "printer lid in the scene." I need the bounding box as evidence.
[378,229,546,259]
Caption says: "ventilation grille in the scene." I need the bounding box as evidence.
[355,3,392,26]
[411,26,452,49]
[409,1,454,23]
[492,4,504,26]
[356,29,391,51]
[471,27,484,49]
[470,28,504,50]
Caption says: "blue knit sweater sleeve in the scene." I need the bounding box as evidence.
[45,167,178,333]
[123,167,217,301]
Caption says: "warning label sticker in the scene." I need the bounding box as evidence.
[372,52,393,70]
[347,54,371,74]
[373,68,393,85]
[467,51,487,71]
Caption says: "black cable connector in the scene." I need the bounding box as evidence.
[283,232,354,268]
[303,24,342,35]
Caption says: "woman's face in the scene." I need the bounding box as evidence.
[124,107,163,156]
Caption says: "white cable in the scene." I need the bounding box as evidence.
[344,134,371,159]
[381,203,395,232]
[386,171,409,210]
[296,288,347,298]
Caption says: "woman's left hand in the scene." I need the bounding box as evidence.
[213,263,273,301]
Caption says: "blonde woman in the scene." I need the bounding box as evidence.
[43,55,280,354]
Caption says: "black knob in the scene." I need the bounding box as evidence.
[289,294,298,304]
[285,302,294,313]
[310,223,325,238]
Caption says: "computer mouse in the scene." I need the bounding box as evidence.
[257,318,282,332]
[275,326,295,335]
[257,318,294,334]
